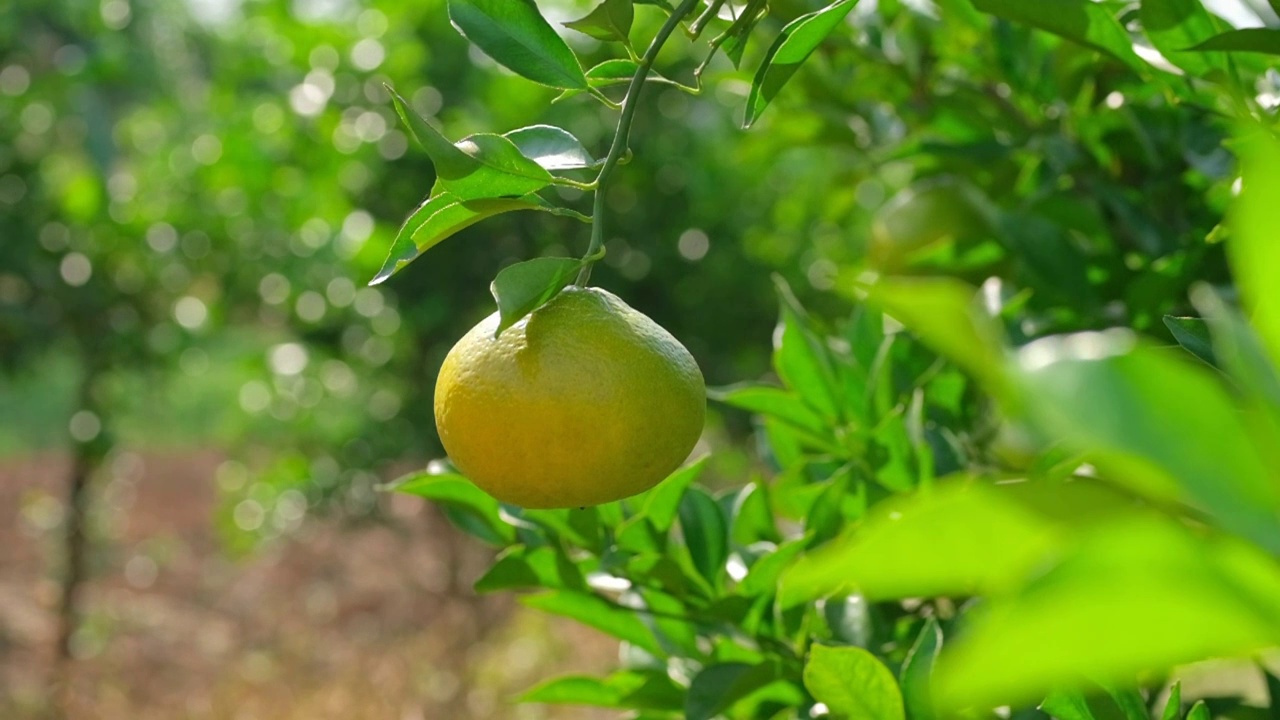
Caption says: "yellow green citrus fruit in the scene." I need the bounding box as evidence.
[434,286,706,509]
[869,178,989,269]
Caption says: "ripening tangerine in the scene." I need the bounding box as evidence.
[433,286,706,508]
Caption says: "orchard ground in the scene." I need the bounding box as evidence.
[0,451,617,720]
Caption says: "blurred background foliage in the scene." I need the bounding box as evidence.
[1,0,1275,717]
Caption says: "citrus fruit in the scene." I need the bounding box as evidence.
[869,177,990,269]
[434,286,706,509]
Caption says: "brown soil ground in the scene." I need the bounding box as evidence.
[0,452,618,720]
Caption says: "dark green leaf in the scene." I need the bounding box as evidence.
[718,0,768,68]
[901,618,943,720]
[1188,28,1280,54]
[490,257,585,337]
[504,125,598,170]
[565,0,634,47]
[730,481,782,546]
[743,0,860,128]
[686,662,781,720]
[521,590,662,655]
[447,0,588,89]
[679,486,729,588]
[1039,689,1098,720]
[803,644,905,720]
[971,0,1147,72]
[1140,0,1228,75]
[1163,316,1217,367]
[388,471,515,545]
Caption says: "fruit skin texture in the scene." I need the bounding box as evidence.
[434,286,706,509]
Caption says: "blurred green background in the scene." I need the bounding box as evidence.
[0,0,1262,716]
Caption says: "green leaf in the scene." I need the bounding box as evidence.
[1039,689,1098,720]
[678,486,729,588]
[1186,701,1211,720]
[1015,332,1280,553]
[388,88,553,200]
[521,590,662,655]
[1106,686,1150,720]
[803,644,905,720]
[1139,0,1228,76]
[743,0,859,128]
[388,471,515,545]
[1230,131,1280,366]
[474,545,585,592]
[522,676,619,706]
[504,125,598,170]
[1188,28,1280,54]
[730,481,782,546]
[780,483,1062,607]
[640,456,708,534]
[718,0,769,68]
[1167,676,1182,717]
[710,384,831,437]
[685,662,782,720]
[773,277,842,421]
[738,539,806,597]
[865,277,1009,400]
[1141,0,1228,75]
[565,0,634,47]
[447,0,588,89]
[522,670,684,710]
[1163,316,1218,368]
[373,193,548,285]
[935,518,1280,709]
[1193,287,1280,411]
[970,0,1147,73]
[490,257,585,337]
[900,618,943,720]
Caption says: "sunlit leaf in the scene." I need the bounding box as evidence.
[504,125,598,170]
[781,483,1062,607]
[803,644,905,720]
[1015,331,1280,552]
[1230,131,1280,366]
[935,518,1280,709]
[971,0,1147,72]
[388,471,515,545]
[448,0,588,89]
[372,193,575,285]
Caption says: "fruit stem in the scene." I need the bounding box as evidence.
[576,0,701,287]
